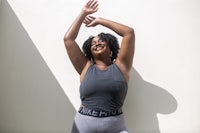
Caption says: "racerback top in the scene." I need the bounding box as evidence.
[80,63,128,112]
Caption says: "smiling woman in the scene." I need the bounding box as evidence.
[63,0,135,132]
[82,32,119,65]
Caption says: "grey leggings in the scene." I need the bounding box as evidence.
[71,112,128,133]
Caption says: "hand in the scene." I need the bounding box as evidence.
[82,0,99,15]
[83,16,99,27]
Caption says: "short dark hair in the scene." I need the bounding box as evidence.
[82,32,120,62]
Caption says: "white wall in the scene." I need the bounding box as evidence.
[1,0,200,132]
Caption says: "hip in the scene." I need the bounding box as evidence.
[72,112,128,133]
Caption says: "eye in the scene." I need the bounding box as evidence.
[99,39,104,43]
[91,42,97,47]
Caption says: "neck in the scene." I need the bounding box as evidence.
[95,59,112,66]
[95,60,112,70]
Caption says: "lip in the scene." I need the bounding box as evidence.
[94,44,105,51]
[95,46,104,51]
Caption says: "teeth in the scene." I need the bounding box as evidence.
[96,46,103,51]
[97,47,102,50]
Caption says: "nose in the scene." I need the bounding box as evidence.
[93,42,101,47]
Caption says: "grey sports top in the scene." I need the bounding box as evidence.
[80,63,128,112]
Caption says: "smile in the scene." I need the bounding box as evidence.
[96,46,104,51]
[94,45,104,51]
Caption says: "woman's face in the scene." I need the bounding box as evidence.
[90,36,111,59]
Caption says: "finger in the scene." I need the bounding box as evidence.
[83,20,89,25]
[92,3,99,10]
[83,18,88,23]
[86,0,94,7]
[85,16,92,22]
[83,20,90,27]
[87,16,95,21]
[90,0,98,8]
[83,17,91,24]
[85,17,93,24]
[83,20,88,25]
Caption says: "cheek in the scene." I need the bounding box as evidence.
[90,46,94,52]
[90,47,95,55]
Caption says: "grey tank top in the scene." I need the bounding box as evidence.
[80,63,128,111]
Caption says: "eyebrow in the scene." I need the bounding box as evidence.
[92,38,99,43]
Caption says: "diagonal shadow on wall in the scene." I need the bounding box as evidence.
[124,68,178,133]
[0,0,75,132]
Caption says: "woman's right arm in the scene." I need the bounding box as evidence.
[63,0,98,75]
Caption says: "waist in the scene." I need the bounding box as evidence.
[78,106,123,118]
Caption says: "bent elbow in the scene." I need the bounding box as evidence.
[63,36,72,48]
[124,27,135,38]
[128,28,134,35]
[63,33,76,47]
[63,32,73,42]
[63,35,70,42]
[63,34,73,45]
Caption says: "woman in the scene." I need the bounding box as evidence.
[64,0,135,132]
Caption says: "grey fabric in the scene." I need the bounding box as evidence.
[80,63,128,111]
[72,112,128,133]
[71,121,80,133]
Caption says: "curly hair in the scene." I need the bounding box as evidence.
[82,32,120,62]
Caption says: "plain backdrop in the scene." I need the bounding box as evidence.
[0,0,200,132]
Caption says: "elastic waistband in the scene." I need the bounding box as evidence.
[78,106,123,118]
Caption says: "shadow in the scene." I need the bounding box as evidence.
[0,1,75,132]
[124,68,178,133]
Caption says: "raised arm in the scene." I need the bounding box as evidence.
[63,0,98,75]
[84,16,135,72]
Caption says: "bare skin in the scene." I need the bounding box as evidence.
[64,0,135,83]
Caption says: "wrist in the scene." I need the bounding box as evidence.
[96,17,107,26]
[80,10,88,16]
[95,17,103,24]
